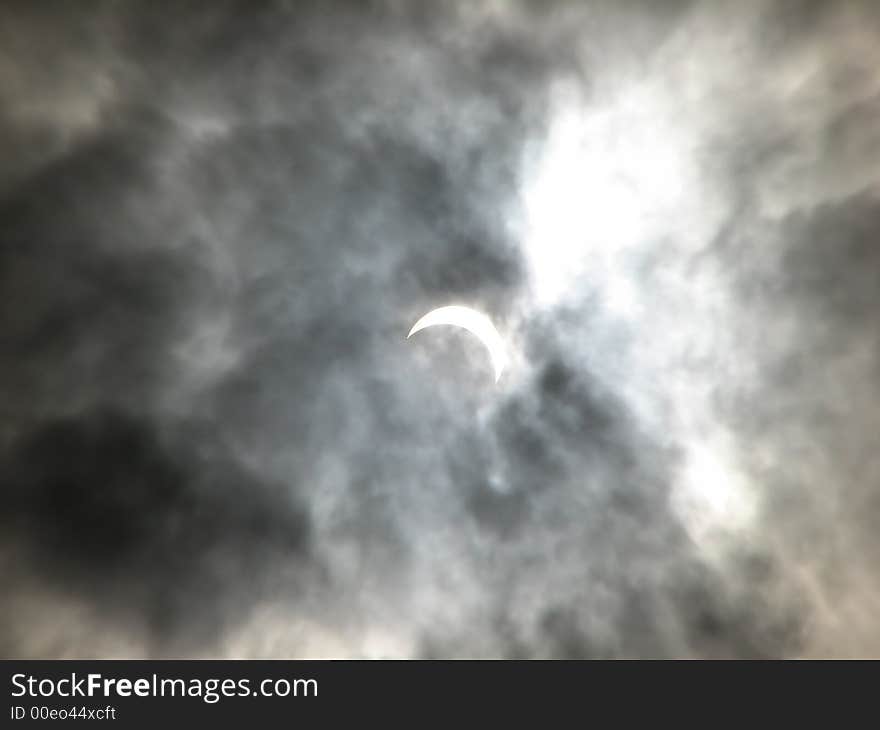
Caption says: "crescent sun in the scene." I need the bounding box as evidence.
[407,305,508,382]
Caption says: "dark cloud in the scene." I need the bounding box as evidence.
[0,407,312,656]
[0,0,877,657]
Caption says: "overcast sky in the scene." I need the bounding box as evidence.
[2,0,879,658]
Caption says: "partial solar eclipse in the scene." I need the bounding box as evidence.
[407,306,508,382]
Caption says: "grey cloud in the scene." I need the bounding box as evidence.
[719,189,880,655]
